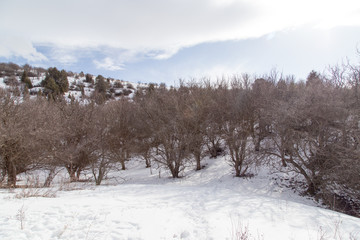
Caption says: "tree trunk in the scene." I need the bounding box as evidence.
[255,139,260,152]
[171,168,179,178]
[196,157,201,171]
[145,156,151,168]
[92,161,105,186]
[280,148,288,167]
[120,150,126,170]
[69,171,77,182]
[194,151,202,171]
[168,161,180,178]
[95,169,104,185]
[76,168,82,180]
[208,141,220,158]
[6,159,17,188]
[66,164,79,182]
[43,167,57,187]
[287,156,317,195]
[0,166,6,183]
[209,146,217,158]
[234,160,241,177]
[120,161,126,170]
[307,182,318,196]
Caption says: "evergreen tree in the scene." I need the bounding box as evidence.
[21,70,27,82]
[58,70,69,93]
[95,75,108,93]
[42,77,60,95]
[42,67,69,95]
[21,71,33,89]
[85,73,94,84]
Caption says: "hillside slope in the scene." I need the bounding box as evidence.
[0,157,359,240]
[0,64,146,101]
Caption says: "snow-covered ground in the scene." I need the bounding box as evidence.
[0,157,360,240]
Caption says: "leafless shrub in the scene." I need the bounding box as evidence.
[13,175,57,198]
[230,217,264,240]
[14,187,57,199]
[16,204,26,230]
[316,219,359,240]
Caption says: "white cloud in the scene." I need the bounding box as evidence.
[0,35,47,62]
[49,48,78,65]
[146,47,180,60]
[1,0,360,63]
[94,57,125,71]
[56,54,77,65]
[177,62,248,82]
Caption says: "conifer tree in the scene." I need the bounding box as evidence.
[21,71,33,89]
[95,75,108,93]
[42,77,60,95]
[41,67,69,95]
[85,73,94,84]
[58,70,69,93]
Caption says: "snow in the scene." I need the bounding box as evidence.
[29,77,43,87]
[0,77,6,89]
[1,157,359,240]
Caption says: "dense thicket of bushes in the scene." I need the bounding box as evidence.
[0,64,359,217]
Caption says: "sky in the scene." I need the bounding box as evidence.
[1,0,360,85]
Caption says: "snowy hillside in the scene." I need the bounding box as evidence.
[0,157,359,240]
[0,69,147,102]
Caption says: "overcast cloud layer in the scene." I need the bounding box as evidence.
[1,0,360,82]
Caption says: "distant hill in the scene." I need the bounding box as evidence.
[0,62,150,102]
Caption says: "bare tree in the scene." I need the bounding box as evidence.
[0,90,58,187]
[54,101,96,182]
[181,82,209,170]
[90,105,114,185]
[129,95,155,168]
[203,80,226,159]
[251,78,275,152]
[268,73,348,193]
[220,77,257,177]
[140,88,192,178]
[106,99,137,170]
